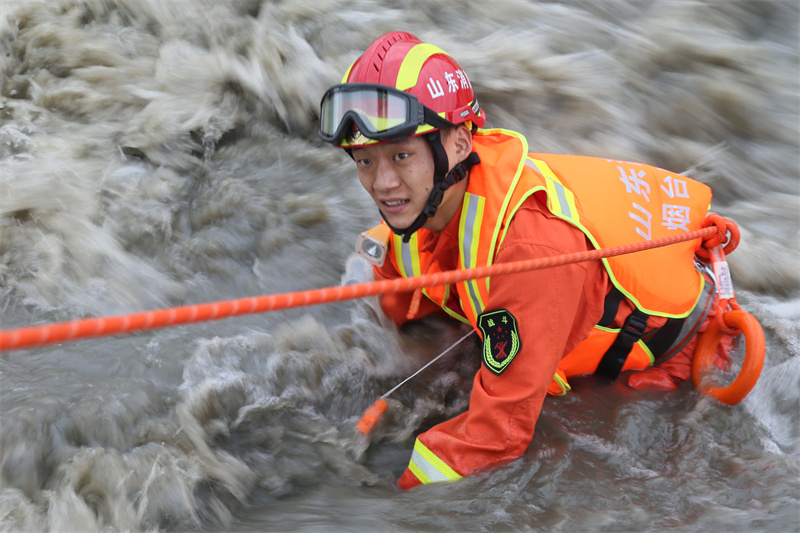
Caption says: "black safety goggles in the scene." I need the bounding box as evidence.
[319,83,452,146]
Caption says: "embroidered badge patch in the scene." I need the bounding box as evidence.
[478,309,521,375]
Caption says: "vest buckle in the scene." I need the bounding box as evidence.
[596,309,649,380]
[618,311,648,345]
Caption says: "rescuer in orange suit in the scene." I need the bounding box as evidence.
[319,32,732,490]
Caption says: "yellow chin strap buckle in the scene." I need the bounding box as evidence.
[355,224,392,267]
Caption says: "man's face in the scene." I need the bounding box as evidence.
[352,129,471,232]
[352,135,437,231]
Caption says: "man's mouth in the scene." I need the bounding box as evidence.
[383,200,409,207]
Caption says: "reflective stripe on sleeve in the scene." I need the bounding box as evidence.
[407,438,463,485]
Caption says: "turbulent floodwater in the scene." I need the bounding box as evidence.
[1,0,798,531]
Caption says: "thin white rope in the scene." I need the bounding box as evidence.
[381,329,476,399]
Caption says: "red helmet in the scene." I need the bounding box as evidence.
[320,32,486,148]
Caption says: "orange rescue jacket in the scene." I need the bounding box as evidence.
[387,128,713,393]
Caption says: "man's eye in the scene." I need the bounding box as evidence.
[395,153,409,161]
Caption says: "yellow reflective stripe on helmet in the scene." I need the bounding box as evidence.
[396,43,450,91]
[408,438,463,485]
[526,158,579,224]
[395,233,422,278]
[341,60,356,83]
[459,192,486,318]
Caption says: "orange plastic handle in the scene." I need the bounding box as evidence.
[355,398,388,435]
[692,310,765,405]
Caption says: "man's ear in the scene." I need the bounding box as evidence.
[453,124,474,162]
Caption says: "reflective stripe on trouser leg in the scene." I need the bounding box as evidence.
[407,438,463,485]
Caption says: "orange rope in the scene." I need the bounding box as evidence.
[0,227,718,352]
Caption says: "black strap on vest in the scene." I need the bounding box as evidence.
[594,287,690,380]
[595,307,651,379]
[643,316,687,361]
[597,287,625,328]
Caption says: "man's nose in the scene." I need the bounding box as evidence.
[373,159,400,191]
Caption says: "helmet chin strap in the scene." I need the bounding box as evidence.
[380,130,481,243]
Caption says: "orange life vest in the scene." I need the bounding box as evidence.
[387,128,713,393]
